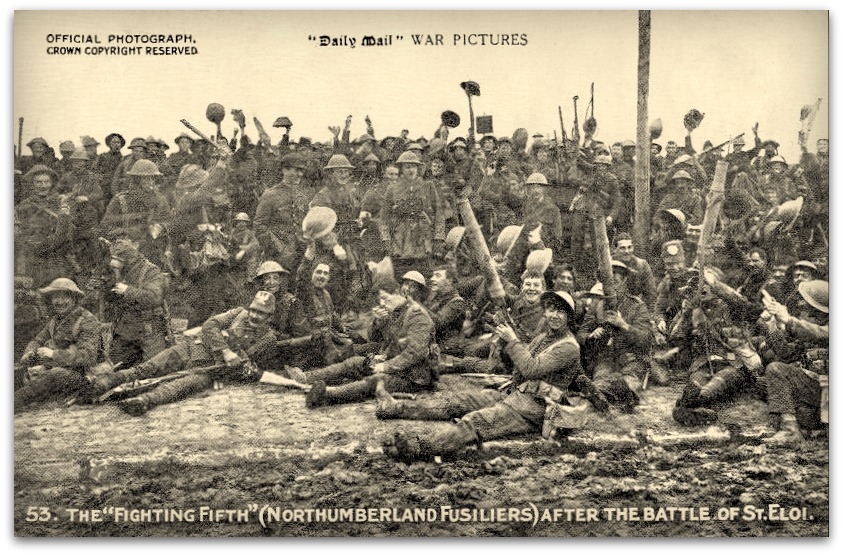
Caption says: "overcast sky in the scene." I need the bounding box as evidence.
[12,9,828,164]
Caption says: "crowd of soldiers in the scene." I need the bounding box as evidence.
[13,109,829,462]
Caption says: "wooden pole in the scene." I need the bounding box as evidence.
[633,10,652,250]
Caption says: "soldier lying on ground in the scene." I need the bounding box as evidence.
[84,291,278,416]
[381,289,606,462]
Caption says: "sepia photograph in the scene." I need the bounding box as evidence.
[8,4,832,539]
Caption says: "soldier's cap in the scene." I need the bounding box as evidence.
[406,142,423,151]
[26,137,49,148]
[145,136,162,147]
[672,154,693,167]
[401,271,427,288]
[368,256,397,293]
[444,226,466,250]
[396,151,422,165]
[69,148,89,161]
[59,140,76,153]
[525,248,553,275]
[621,140,636,149]
[176,164,210,189]
[427,137,447,156]
[584,282,605,298]
[80,135,100,147]
[702,140,715,150]
[174,132,194,146]
[379,136,398,148]
[497,136,513,145]
[768,155,788,166]
[249,291,276,314]
[324,154,355,170]
[651,143,663,153]
[256,260,289,277]
[273,116,293,128]
[234,212,251,223]
[298,137,313,148]
[302,206,338,240]
[611,259,637,275]
[416,136,429,144]
[539,290,576,320]
[24,164,58,182]
[762,139,780,150]
[615,232,633,247]
[659,208,687,227]
[732,136,746,146]
[364,153,380,164]
[108,238,140,262]
[672,170,694,182]
[525,172,549,185]
[661,240,685,261]
[496,224,525,254]
[105,133,126,148]
[797,280,828,314]
[594,153,613,165]
[38,277,85,298]
[281,153,308,170]
[158,139,170,151]
[480,135,497,145]
[790,260,818,273]
[128,137,148,150]
[665,140,679,148]
[126,159,162,177]
[449,138,468,150]
[355,133,376,144]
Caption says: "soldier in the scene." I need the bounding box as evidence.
[101,159,171,266]
[19,137,58,175]
[254,153,311,271]
[60,148,106,274]
[761,280,828,443]
[612,232,657,310]
[111,137,148,195]
[163,133,197,182]
[311,154,362,248]
[577,260,653,411]
[301,276,437,409]
[654,239,692,337]
[379,151,445,279]
[381,289,584,461]
[15,278,103,411]
[86,291,278,416]
[56,140,77,177]
[104,237,170,368]
[14,165,76,287]
[95,133,125,203]
[657,170,704,225]
[670,268,765,427]
[425,264,468,354]
[400,271,428,305]
[80,135,100,170]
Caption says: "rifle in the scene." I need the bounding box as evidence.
[276,334,314,349]
[17,117,24,162]
[558,106,568,144]
[698,133,745,158]
[572,95,581,145]
[180,119,231,155]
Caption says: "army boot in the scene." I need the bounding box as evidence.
[374,377,403,419]
[118,395,151,416]
[763,413,804,445]
[697,367,750,406]
[383,421,479,463]
[574,374,610,412]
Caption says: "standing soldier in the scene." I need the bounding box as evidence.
[254,153,311,272]
[311,154,362,248]
[14,165,76,287]
[15,278,103,411]
[19,137,58,175]
[104,238,170,368]
[96,133,125,204]
[80,136,101,171]
[111,137,148,195]
[379,151,445,278]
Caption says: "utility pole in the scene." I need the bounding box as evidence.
[634,10,651,249]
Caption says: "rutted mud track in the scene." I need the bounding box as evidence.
[14,376,829,537]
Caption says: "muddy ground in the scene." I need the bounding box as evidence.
[13,375,829,537]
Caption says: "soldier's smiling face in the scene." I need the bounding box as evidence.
[311,263,331,288]
[332,168,352,185]
[32,174,53,197]
[400,164,419,179]
[521,277,545,303]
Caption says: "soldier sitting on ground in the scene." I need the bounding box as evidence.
[15,278,105,412]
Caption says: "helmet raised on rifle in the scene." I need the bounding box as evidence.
[301,206,338,241]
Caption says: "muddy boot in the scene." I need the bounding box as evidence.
[697,367,749,406]
[383,421,478,463]
[763,413,804,445]
[285,366,308,384]
[605,376,639,413]
[303,356,367,385]
[305,381,328,408]
[672,405,718,427]
[118,395,151,417]
[574,374,610,412]
[322,379,376,406]
[676,381,702,409]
